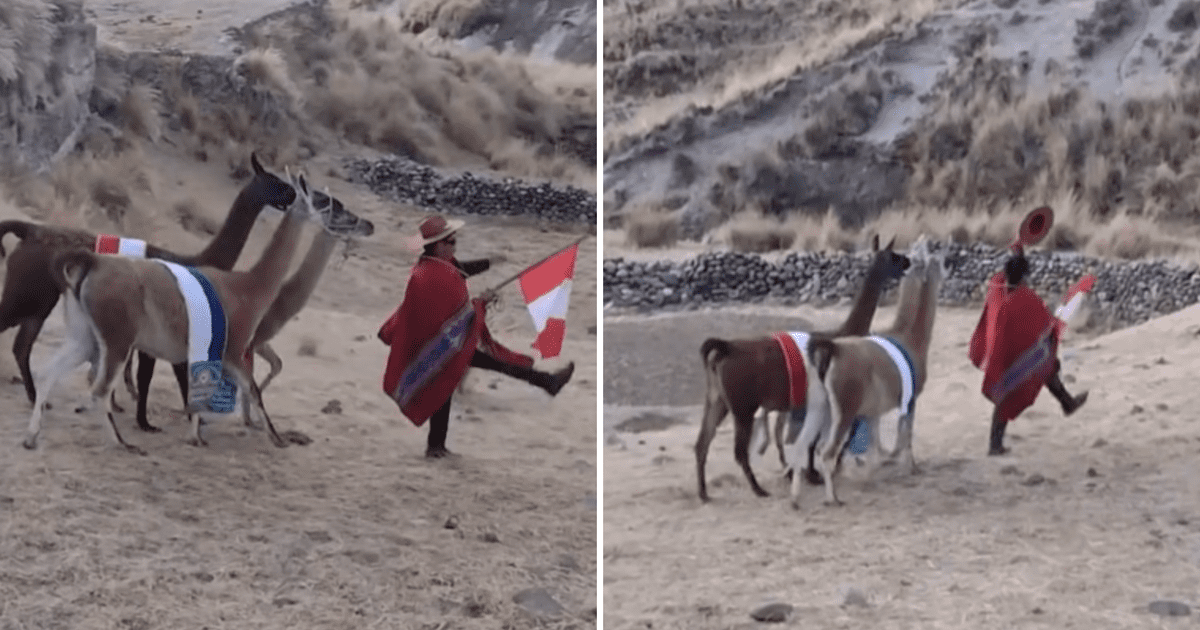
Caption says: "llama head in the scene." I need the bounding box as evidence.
[312,187,375,238]
[249,152,297,211]
[283,168,374,239]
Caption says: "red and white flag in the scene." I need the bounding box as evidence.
[518,241,579,359]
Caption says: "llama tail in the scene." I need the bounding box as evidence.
[700,338,731,368]
[51,250,97,298]
[0,220,35,257]
[808,338,838,381]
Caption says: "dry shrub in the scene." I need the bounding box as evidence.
[233,47,306,108]
[293,11,595,187]
[0,0,55,87]
[397,0,487,37]
[624,206,679,248]
[174,199,219,236]
[783,209,859,252]
[1086,212,1175,259]
[118,84,163,143]
[725,211,796,252]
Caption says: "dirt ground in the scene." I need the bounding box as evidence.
[0,3,597,628]
[603,300,1200,629]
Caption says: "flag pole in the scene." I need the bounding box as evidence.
[486,234,588,293]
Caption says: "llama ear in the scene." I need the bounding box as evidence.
[251,152,263,175]
[884,236,895,251]
[872,233,880,251]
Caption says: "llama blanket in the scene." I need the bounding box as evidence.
[776,330,876,456]
[772,331,811,409]
[968,272,1056,422]
[381,256,533,426]
[95,234,148,257]
[155,260,237,414]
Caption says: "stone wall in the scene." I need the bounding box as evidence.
[604,242,1200,331]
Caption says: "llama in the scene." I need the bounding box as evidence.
[694,235,910,502]
[22,170,327,453]
[130,187,374,424]
[799,245,943,507]
[249,189,374,391]
[0,153,296,417]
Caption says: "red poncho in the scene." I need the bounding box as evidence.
[379,256,533,425]
[968,272,1061,422]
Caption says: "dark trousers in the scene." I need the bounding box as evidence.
[426,350,546,451]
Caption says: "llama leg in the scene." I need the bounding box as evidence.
[753,410,768,457]
[133,352,162,432]
[224,364,289,448]
[90,350,145,455]
[694,387,728,502]
[773,410,788,470]
[733,409,770,498]
[22,334,93,449]
[188,411,206,447]
[893,413,920,475]
[816,397,853,506]
[13,317,47,405]
[256,342,283,392]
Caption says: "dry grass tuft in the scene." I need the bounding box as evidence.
[723,211,796,253]
[624,205,680,248]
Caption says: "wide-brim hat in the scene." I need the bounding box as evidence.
[419,215,465,246]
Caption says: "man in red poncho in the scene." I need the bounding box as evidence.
[969,250,1088,456]
[379,215,575,458]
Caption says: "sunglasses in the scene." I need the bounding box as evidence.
[441,237,457,245]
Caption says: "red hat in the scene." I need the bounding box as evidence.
[419,215,464,246]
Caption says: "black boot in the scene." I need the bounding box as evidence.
[539,362,574,396]
[988,409,1009,456]
[1045,371,1088,416]
[471,352,573,396]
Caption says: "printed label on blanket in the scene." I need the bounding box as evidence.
[189,361,237,413]
[392,303,476,407]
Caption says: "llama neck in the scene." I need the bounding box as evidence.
[892,278,937,360]
[190,187,267,270]
[244,206,310,298]
[834,261,887,336]
[254,230,338,342]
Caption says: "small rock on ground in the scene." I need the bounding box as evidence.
[750,602,793,622]
[842,588,869,607]
[513,588,566,617]
[1148,600,1191,616]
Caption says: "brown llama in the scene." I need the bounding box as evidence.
[248,188,374,391]
[694,235,910,502]
[802,244,943,507]
[21,170,326,454]
[0,153,296,432]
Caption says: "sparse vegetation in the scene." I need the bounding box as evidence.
[623,205,680,248]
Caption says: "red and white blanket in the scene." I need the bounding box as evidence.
[772,331,811,409]
[94,234,147,257]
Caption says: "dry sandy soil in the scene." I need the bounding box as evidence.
[603,297,1200,629]
[0,3,597,629]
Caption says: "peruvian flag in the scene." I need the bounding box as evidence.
[517,241,579,359]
